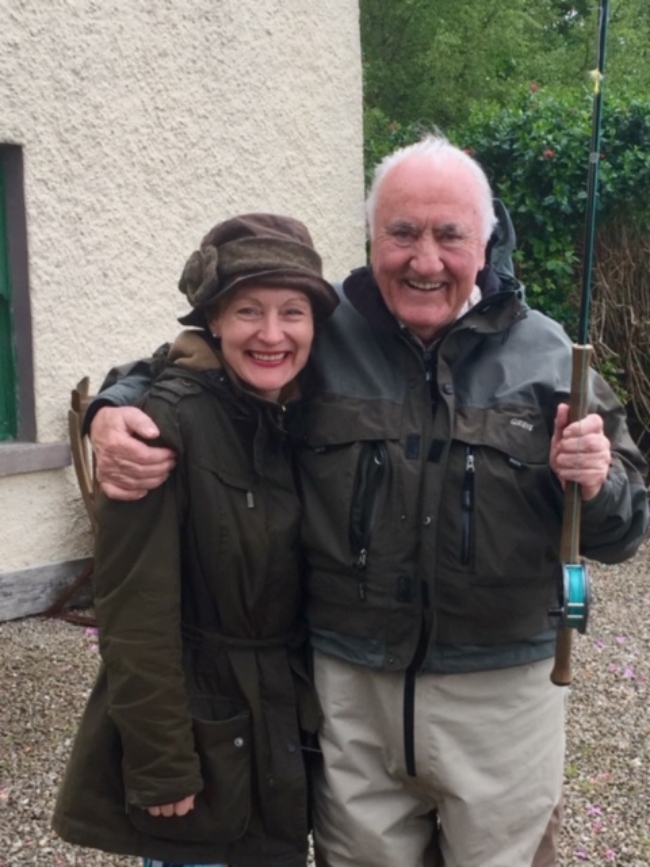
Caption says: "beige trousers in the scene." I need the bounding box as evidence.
[312,652,566,867]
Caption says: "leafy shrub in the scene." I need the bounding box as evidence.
[363,107,427,188]
[364,88,650,329]
[363,89,650,450]
[592,222,650,455]
[453,87,650,332]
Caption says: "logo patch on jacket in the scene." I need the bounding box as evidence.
[510,418,534,432]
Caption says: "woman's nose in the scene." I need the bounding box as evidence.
[258,314,283,342]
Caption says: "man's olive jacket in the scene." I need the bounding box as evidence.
[299,267,648,674]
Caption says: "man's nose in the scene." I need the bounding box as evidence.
[411,236,443,272]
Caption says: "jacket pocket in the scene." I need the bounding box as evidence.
[127,696,251,843]
[449,439,559,582]
[460,445,475,567]
[349,441,387,600]
[440,404,559,581]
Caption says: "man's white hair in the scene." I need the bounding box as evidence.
[365,134,498,244]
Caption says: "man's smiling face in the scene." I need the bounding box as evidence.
[369,154,487,343]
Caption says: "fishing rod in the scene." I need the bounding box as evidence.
[550,0,610,687]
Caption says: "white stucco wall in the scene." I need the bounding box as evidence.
[0,0,364,578]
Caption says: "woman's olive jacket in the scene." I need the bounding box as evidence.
[53,335,318,867]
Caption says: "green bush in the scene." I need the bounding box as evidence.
[364,88,650,333]
[453,87,650,332]
[363,107,426,188]
[364,90,650,449]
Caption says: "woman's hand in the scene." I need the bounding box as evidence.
[146,794,196,817]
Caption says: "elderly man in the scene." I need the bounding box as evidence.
[86,136,648,867]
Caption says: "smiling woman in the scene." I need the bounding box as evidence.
[207,287,315,402]
[52,214,338,867]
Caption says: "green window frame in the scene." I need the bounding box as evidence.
[0,145,70,477]
[0,156,18,441]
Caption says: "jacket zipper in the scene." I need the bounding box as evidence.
[461,446,475,566]
[350,442,387,600]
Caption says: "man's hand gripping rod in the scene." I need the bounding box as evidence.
[549,0,610,687]
[549,346,592,686]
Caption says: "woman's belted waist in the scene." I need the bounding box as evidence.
[182,621,319,736]
[181,622,298,650]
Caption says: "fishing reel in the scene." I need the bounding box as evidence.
[549,562,590,634]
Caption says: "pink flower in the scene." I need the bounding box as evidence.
[605,849,617,861]
[587,805,602,816]
[543,148,555,159]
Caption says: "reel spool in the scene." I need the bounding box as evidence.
[549,562,590,634]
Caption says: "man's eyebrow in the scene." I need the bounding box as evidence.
[385,219,420,233]
[436,221,467,236]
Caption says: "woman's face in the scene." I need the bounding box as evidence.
[207,286,314,401]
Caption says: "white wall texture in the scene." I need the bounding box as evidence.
[0,0,364,577]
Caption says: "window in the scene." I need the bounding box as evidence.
[0,145,69,475]
[0,153,18,440]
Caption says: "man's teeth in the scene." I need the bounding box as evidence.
[407,280,444,291]
[251,352,286,361]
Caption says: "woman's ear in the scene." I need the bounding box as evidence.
[205,308,222,338]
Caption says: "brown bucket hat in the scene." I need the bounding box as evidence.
[178,213,339,326]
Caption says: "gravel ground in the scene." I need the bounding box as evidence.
[1,542,648,866]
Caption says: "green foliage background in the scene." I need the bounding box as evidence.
[362,0,650,132]
[361,0,650,442]
[457,88,650,332]
[361,0,650,330]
